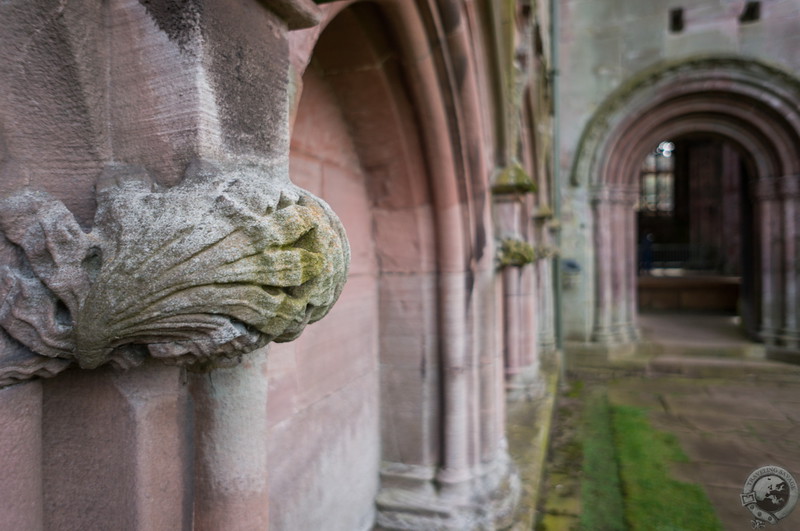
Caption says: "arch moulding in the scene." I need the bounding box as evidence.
[569,56,800,353]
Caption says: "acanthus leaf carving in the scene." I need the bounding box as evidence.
[0,159,350,387]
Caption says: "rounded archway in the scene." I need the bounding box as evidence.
[571,57,800,357]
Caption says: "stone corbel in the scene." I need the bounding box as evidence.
[532,204,554,223]
[545,218,562,233]
[491,162,537,196]
[497,237,536,267]
[534,245,559,260]
[0,159,350,388]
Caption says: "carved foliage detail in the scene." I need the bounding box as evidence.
[0,160,350,386]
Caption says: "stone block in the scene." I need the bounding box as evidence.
[321,163,377,275]
[372,206,435,274]
[268,372,379,531]
[379,273,438,368]
[380,365,441,466]
[42,368,138,530]
[291,66,362,172]
[0,381,43,531]
[289,150,324,197]
[294,274,379,410]
[42,363,192,530]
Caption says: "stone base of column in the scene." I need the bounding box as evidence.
[626,324,641,342]
[375,455,520,530]
[565,340,638,369]
[506,364,545,402]
[538,334,557,355]
[759,327,779,345]
[766,344,800,365]
[591,326,631,345]
[778,329,800,350]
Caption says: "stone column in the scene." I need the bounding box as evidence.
[521,260,540,367]
[478,266,504,464]
[495,196,524,379]
[610,191,626,340]
[592,187,615,342]
[503,266,524,377]
[534,213,556,353]
[623,191,640,340]
[438,270,472,496]
[756,178,780,344]
[779,176,800,348]
[0,381,43,531]
[493,182,540,388]
[537,258,556,352]
[190,349,270,531]
[112,364,192,530]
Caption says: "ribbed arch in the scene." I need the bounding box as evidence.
[573,56,800,189]
[283,1,516,528]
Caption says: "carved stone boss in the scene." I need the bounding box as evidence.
[0,159,350,387]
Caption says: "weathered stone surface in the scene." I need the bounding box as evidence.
[42,367,138,530]
[498,237,537,267]
[492,163,537,195]
[0,158,349,386]
[191,349,271,531]
[268,52,380,530]
[560,0,800,347]
[0,381,43,530]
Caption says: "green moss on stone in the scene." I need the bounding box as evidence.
[532,205,555,221]
[498,238,536,267]
[492,163,537,195]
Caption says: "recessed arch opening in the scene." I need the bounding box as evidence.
[274,1,516,528]
[570,57,800,355]
[634,133,762,337]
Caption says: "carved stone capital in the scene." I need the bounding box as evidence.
[497,238,536,267]
[0,159,350,387]
[491,163,537,195]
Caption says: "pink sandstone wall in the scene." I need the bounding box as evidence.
[267,64,380,531]
[0,1,550,528]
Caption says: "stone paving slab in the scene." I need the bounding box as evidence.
[671,461,754,489]
[609,373,800,530]
[705,484,759,530]
[664,393,788,422]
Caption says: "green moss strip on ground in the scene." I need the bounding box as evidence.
[579,388,723,531]
[611,404,723,531]
[580,389,626,530]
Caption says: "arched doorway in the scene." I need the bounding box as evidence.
[570,57,800,360]
[635,135,759,337]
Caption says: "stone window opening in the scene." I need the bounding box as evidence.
[638,141,675,216]
[739,1,761,23]
[669,8,684,33]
